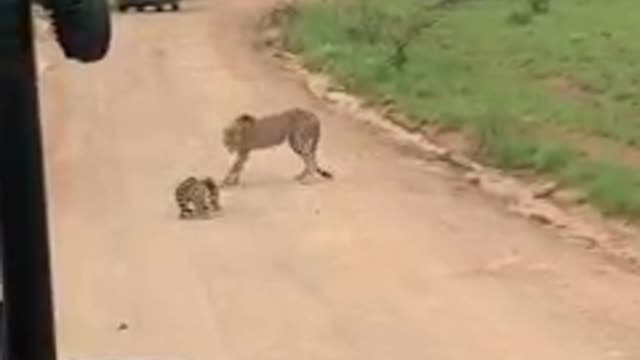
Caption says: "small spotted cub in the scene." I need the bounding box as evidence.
[174,176,221,219]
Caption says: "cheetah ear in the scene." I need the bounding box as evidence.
[236,113,256,124]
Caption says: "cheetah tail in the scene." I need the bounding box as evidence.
[317,168,334,179]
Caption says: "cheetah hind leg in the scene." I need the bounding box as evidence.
[289,133,323,185]
[293,166,312,182]
[293,156,317,184]
[295,151,330,185]
[295,168,322,185]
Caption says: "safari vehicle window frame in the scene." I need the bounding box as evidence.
[1,0,61,359]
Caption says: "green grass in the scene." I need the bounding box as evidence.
[283,0,640,218]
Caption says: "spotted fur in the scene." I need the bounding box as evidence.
[222,107,333,186]
[174,176,221,219]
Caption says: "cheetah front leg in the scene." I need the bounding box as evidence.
[222,151,250,187]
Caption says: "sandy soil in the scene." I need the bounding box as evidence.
[36,1,640,359]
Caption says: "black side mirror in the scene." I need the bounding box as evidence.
[37,0,111,62]
[0,0,111,359]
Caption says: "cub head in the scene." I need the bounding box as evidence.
[223,113,256,153]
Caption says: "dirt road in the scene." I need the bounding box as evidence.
[37,1,640,359]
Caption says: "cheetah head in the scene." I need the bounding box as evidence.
[223,113,256,153]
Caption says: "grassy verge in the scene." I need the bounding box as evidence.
[283,0,640,218]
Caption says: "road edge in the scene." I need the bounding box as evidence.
[251,0,640,275]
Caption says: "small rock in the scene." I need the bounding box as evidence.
[327,83,345,92]
[448,153,483,172]
[305,75,331,97]
[262,28,281,47]
[479,176,522,200]
[552,188,587,205]
[528,212,553,225]
[508,200,569,228]
[325,91,361,110]
[464,172,481,185]
[564,233,598,249]
[532,181,559,199]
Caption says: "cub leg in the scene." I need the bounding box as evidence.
[178,201,195,219]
